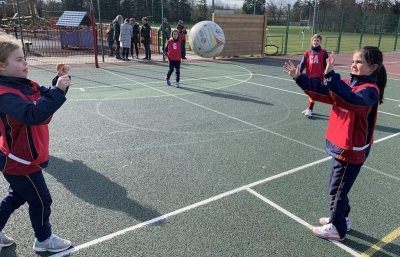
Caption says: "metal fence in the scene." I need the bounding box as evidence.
[266,5,400,56]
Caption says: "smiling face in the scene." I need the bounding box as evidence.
[311,37,321,48]
[351,51,377,76]
[0,47,28,78]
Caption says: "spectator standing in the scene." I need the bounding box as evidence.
[120,18,133,61]
[159,17,171,50]
[113,15,123,60]
[141,17,152,60]
[130,18,140,59]
[176,20,187,59]
[106,23,115,56]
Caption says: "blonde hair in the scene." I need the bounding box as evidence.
[0,34,22,63]
[311,34,322,41]
[114,15,123,24]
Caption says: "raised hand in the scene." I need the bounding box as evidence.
[56,64,70,77]
[324,52,335,75]
[283,60,300,79]
[56,75,73,92]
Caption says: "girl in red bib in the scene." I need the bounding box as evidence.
[164,30,184,88]
[284,46,387,241]
[299,34,328,118]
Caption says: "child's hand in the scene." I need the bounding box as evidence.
[324,52,335,75]
[56,74,73,92]
[56,64,70,77]
[283,60,300,79]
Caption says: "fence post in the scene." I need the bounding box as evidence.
[337,9,344,53]
[97,0,104,62]
[316,5,319,33]
[378,13,385,48]
[284,4,290,55]
[394,15,400,51]
[359,12,366,48]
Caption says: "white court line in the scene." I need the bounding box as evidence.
[50,156,332,257]
[246,188,363,257]
[50,130,400,257]
[67,74,250,91]
[95,69,324,152]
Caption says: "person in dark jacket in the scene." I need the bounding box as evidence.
[176,20,187,59]
[0,34,73,252]
[141,17,152,60]
[159,17,171,51]
[113,15,123,59]
[283,46,387,241]
[106,23,115,56]
[164,30,184,88]
[130,18,140,59]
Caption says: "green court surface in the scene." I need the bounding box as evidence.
[0,57,399,257]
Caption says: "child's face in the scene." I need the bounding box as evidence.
[311,37,321,47]
[172,31,179,39]
[0,48,28,78]
[351,51,377,76]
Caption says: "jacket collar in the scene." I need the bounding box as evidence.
[0,76,32,89]
[349,74,376,86]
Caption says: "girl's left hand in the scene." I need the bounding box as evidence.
[324,52,335,74]
[283,60,300,80]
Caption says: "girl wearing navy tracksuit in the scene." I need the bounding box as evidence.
[0,35,72,252]
[164,30,184,88]
[284,46,387,241]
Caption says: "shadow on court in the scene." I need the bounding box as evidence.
[345,229,400,256]
[181,86,274,106]
[45,156,164,225]
[374,124,400,134]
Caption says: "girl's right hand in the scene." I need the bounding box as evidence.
[56,64,70,77]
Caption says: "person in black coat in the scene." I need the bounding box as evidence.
[141,17,152,60]
[113,15,123,59]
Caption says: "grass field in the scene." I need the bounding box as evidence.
[106,20,399,56]
[265,25,400,55]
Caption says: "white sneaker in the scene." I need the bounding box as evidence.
[318,217,351,231]
[301,108,309,114]
[303,109,313,117]
[33,234,72,253]
[0,231,14,247]
[312,223,344,241]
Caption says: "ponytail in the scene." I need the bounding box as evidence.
[376,65,387,104]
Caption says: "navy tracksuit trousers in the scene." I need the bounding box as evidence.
[167,60,181,82]
[0,171,52,241]
[328,157,364,239]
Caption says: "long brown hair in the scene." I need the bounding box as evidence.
[357,46,387,104]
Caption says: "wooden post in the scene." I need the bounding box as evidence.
[261,13,267,57]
